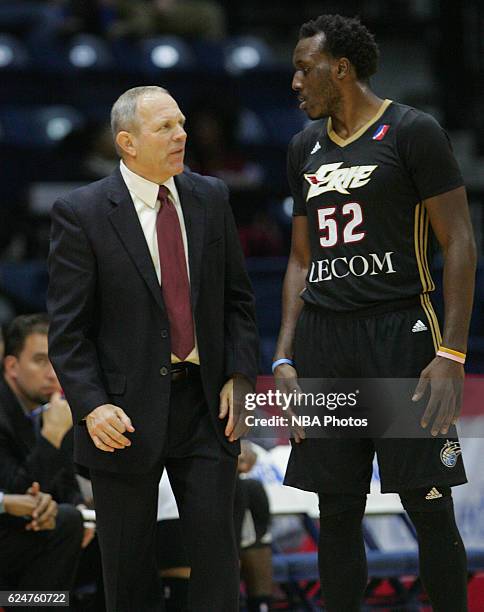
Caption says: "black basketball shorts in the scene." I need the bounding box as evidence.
[284,296,467,494]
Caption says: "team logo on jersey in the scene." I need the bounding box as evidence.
[440,440,462,468]
[310,141,321,154]
[304,162,378,200]
[372,124,390,140]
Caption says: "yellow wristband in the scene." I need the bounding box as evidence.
[438,346,466,359]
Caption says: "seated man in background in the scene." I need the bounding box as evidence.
[0,314,96,599]
[0,481,83,601]
[0,313,83,506]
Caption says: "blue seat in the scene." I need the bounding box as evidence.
[224,36,274,75]
[0,105,85,148]
[30,33,113,73]
[140,36,195,74]
[0,33,29,69]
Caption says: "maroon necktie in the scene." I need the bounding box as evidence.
[156,186,194,360]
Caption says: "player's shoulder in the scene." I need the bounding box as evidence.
[288,119,327,168]
[389,101,443,135]
[290,119,326,149]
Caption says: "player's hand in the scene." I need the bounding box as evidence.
[86,404,135,452]
[219,375,252,442]
[273,363,305,443]
[412,356,464,436]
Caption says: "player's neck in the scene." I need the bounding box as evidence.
[330,86,384,141]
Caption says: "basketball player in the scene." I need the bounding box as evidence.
[273,14,476,612]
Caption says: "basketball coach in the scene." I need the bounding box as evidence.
[47,86,259,612]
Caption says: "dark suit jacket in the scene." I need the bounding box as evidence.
[0,379,83,509]
[47,168,259,473]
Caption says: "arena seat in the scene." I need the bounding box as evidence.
[0,105,85,148]
[140,36,196,74]
[223,36,274,75]
[29,33,113,73]
[0,33,29,70]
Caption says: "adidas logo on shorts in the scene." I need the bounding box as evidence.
[412,319,428,333]
[425,487,443,500]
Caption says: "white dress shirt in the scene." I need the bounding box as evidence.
[119,161,199,364]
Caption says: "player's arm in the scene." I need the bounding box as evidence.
[426,186,476,353]
[413,186,477,434]
[273,215,311,371]
[272,216,310,442]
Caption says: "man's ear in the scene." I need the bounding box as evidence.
[4,355,18,379]
[116,131,137,159]
[335,57,350,80]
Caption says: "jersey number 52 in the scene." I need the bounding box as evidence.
[317,202,365,248]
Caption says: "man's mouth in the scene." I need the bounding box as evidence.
[298,95,307,110]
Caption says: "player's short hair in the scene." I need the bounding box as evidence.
[299,14,379,81]
[110,85,170,155]
[4,313,49,358]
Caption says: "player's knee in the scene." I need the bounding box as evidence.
[399,486,453,513]
[318,492,366,519]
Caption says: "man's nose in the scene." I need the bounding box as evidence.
[175,125,187,141]
[292,72,302,91]
[46,361,57,380]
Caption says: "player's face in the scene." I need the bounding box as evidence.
[292,34,339,119]
[130,92,187,183]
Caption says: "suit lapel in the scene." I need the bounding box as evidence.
[106,169,166,313]
[175,173,206,313]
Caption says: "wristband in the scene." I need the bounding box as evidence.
[272,358,294,373]
[437,346,466,365]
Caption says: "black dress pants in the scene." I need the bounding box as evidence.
[0,504,84,611]
[90,374,239,612]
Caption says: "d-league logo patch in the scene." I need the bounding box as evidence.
[440,439,462,468]
[372,124,390,141]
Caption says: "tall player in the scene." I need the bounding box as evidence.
[273,14,476,612]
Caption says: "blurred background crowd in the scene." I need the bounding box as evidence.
[0,0,482,371]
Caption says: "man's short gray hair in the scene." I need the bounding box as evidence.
[110,85,169,156]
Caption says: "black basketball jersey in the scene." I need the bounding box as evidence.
[288,100,463,313]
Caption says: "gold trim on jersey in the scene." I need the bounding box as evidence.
[414,203,435,293]
[327,99,392,147]
[420,293,442,352]
[414,201,440,351]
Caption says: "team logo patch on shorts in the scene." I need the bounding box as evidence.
[440,439,462,468]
